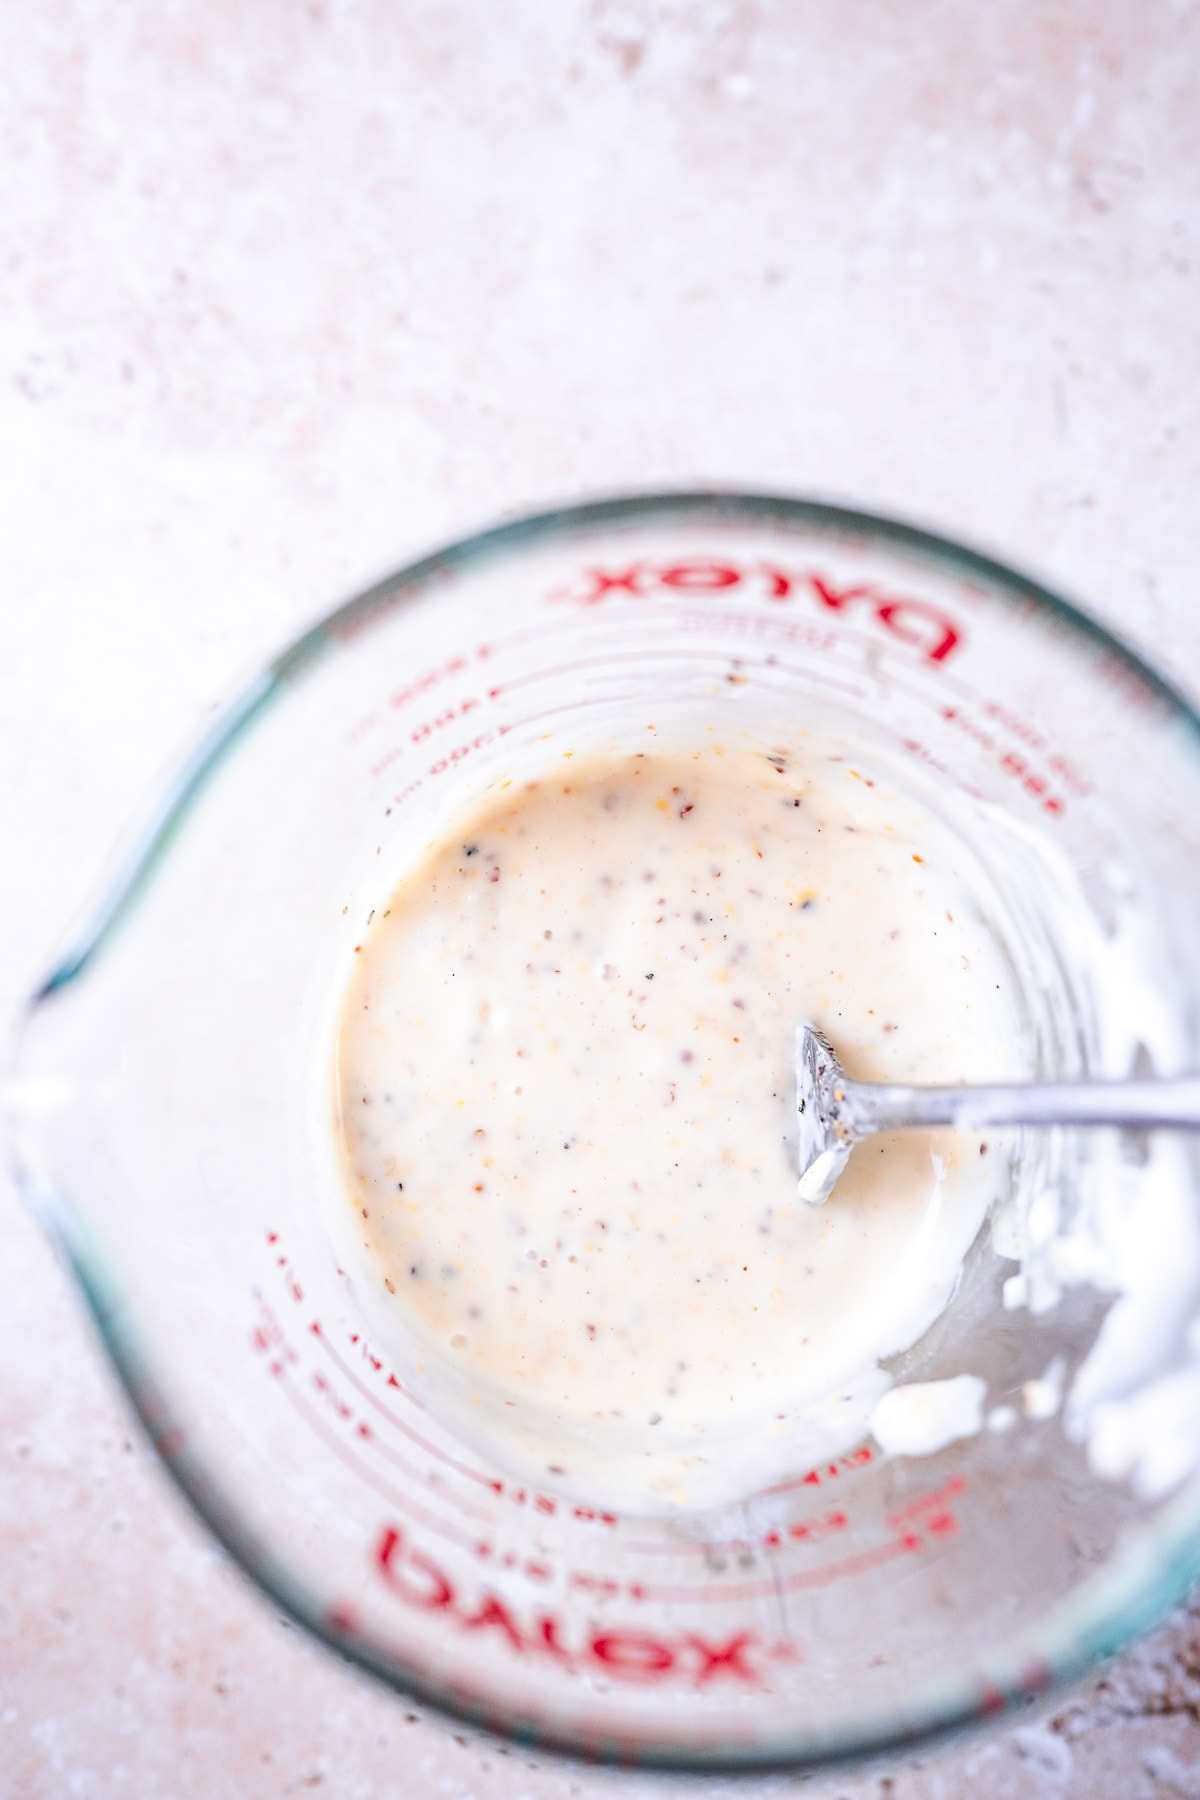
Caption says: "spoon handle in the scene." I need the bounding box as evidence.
[837,1075,1200,1141]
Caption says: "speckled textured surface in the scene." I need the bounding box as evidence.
[3,2,1200,1793]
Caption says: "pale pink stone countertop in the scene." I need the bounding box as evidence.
[3,3,1200,1794]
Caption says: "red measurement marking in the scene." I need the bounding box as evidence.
[387,654,470,713]
[368,743,406,779]
[265,1247,621,1524]
[998,747,1067,814]
[903,734,967,789]
[940,703,994,752]
[409,695,482,743]
[474,606,637,662]
[310,1366,353,1422]
[427,731,500,777]
[350,1408,492,1523]
[634,1533,923,1607]
[983,697,1048,753]
[375,1526,784,1687]
[484,644,759,703]
[675,629,873,705]
[342,710,384,747]
[267,1244,304,1301]
[488,1548,558,1583]
[675,607,838,656]
[569,1571,621,1595]
[787,1509,849,1544]
[882,1474,969,1544]
[249,1298,298,1369]
[887,1473,967,1533]
[625,1507,847,1559]
[444,696,642,755]
[487,1485,601,1520]
[570,1504,619,1527]
[1045,749,1091,797]
[255,1288,504,1526]
[983,699,1092,795]
[760,1443,875,1497]
[274,1367,480,1553]
[309,1319,500,1491]
[314,1321,605,1519]
[387,610,973,819]
[941,702,1071,814]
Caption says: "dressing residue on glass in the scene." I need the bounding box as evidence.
[332,735,1024,1510]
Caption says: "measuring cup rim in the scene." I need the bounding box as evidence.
[12,488,1200,1772]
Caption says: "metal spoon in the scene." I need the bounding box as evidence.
[794,1023,1200,1205]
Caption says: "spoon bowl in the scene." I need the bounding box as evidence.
[794,1024,1200,1206]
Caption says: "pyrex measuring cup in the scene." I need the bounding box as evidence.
[9,493,1200,1772]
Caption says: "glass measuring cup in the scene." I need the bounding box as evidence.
[8,492,1200,1772]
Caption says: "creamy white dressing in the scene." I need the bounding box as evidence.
[332,734,1026,1510]
[869,1374,987,1458]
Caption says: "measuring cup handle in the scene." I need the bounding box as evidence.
[841,1075,1200,1137]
